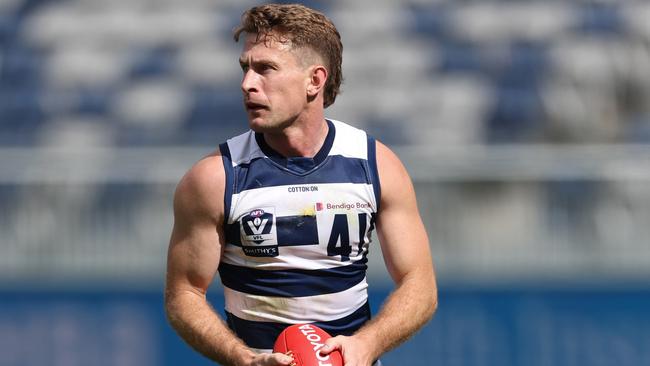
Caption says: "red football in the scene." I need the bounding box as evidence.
[274,324,343,366]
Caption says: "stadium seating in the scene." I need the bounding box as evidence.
[1,0,648,147]
[2,3,650,365]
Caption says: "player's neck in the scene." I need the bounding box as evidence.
[262,115,329,158]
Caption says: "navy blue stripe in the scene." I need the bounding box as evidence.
[233,155,370,193]
[255,119,336,169]
[218,261,368,297]
[225,222,241,246]
[225,301,371,349]
[367,136,381,212]
[277,215,318,245]
[312,120,336,164]
[219,143,234,225]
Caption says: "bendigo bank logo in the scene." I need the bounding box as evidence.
[315,201,371,211]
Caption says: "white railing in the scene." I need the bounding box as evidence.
[1,145,649,286]
[2,144,650,183]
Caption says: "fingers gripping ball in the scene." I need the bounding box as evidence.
[274,324,343,366]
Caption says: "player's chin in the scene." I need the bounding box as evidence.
[248,117,282,133]
[248,119,272,133]
[247,115,267,130]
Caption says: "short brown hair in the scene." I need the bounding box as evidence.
[234,4,343,108]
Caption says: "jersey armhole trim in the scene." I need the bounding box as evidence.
[367,136,381,212]
[219,143,234,225]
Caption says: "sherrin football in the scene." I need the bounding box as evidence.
[274,324,343,366]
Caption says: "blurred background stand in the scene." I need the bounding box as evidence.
[2,0,650,365]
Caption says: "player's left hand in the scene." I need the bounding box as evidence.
[320,334,376,366]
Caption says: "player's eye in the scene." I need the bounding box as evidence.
[257,63,276,73]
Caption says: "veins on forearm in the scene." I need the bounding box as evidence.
[358,271,436,356]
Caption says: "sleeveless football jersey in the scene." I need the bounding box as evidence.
[218,119,381,351]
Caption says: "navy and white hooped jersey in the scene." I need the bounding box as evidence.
[218,119,381,351]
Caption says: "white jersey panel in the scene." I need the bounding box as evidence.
[226,130,266,167]
[224,278,369,323]
[328,119,369,159]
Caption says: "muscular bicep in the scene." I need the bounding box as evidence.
[167,208,222,294]
[375,142,434,283]
[166,155,226,296]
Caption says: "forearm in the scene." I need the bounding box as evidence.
[356,270,437,360]
[165,289,254,365]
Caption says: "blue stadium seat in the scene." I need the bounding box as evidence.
[497,41,549,87]
[438,41,485,74]
[128,46,178,80]
[0,45,44,87]
[74,87,114,115]
[183,86,248,144]
[271,0,330,13]
[365,116,409,146]
[406,3,451,40]
[485,85,544,143]
[577,3,623,34]
[0,14,19,44]
[0,86,45,145]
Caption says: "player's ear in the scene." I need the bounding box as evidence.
[306,65,327,98]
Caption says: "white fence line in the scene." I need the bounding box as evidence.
[1,145,650,286]
[1,144,650,184]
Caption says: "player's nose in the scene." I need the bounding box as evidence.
[241,69,260,94]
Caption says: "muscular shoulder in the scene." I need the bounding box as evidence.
[174,151,226,224]
[375,141,415,210]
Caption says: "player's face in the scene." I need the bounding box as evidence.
[239,33,312,132]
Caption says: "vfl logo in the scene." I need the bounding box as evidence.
[242,209,274,243]
[240,207,278,257]
[244,209,272,240]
